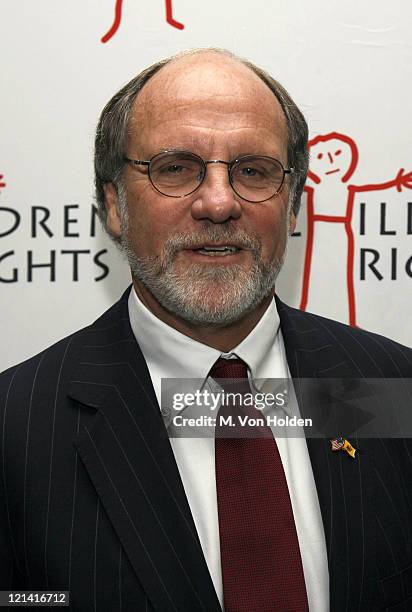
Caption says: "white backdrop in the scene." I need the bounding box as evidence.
[1,0,411,371]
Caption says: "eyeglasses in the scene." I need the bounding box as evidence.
[123,150,293,203]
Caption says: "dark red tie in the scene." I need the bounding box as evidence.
[212,357,309,612]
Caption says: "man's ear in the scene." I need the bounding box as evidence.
[104,182,122,238]
[289,211,297,236]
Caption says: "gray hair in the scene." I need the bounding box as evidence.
[94,48,309,230]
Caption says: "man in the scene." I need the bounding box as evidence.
[1,49,411,611]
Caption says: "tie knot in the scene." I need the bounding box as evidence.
[209,357,249,381]
[210,357,248,379]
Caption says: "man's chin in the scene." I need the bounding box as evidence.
[128,251,281,327]
[161,298,256,328]
[170,260,249,283]
[147,279,274,327]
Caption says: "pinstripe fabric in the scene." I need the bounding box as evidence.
[0,287,411,611]
[276,298,412,611]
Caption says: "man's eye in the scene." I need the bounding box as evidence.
[166,164,184,174]
[239,166,268,179]
[241,167,258,176]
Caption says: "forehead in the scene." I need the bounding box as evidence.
[128,54,288,155]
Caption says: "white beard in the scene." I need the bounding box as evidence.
[116,187,289,327]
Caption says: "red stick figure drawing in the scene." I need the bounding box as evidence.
[101,0,184,43]
[300,132,412,326]
[0,174,5,192]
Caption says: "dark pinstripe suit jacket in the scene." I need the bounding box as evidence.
[1,288,412,611]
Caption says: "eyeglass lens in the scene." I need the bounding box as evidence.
[148,152,285,201]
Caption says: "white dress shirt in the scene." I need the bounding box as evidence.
[128,287,329,611]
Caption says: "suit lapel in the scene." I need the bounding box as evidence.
[276,298,375,611]
[69,291,221,612]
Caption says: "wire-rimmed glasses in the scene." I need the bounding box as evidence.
[124,150,293,203]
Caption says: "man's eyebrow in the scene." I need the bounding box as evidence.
[140,145,285,159]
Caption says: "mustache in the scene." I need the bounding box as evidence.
[162,227,262,254]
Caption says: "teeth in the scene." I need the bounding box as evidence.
[195,246,239,256]
[199,246,238,253]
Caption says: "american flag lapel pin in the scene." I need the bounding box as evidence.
[330,437,357,459]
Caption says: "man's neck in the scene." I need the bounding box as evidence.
[132,279,274,353]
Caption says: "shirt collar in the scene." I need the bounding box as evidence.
[128,288,221,401]
[232,300,280,379]
[128,287,282,409]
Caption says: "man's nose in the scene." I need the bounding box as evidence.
[327,152,334,163]
[190,163,242,223]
